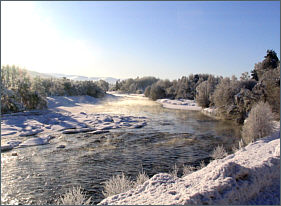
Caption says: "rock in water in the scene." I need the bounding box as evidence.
[6,141,22,148]
[62,128,95,134]
[57,145,66,149]
[87,130,109,135]
[19,129,44,137]
[19,135,55,147]
[1,144,13,152]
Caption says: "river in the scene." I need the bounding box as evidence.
[1,94,241,204]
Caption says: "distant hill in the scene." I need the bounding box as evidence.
[26,70,119,84]
[48,73,119,84]
[27,70,54,79]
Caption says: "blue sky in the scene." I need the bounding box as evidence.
[1,1,280,80]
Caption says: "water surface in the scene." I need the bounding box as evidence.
[1,95,241,204]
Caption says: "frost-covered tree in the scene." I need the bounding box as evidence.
[1,65,47,113]
[251,49,279,81]
[212,77,241,109]
[96,79,109,92]
[242,102,274,144]
[149,84,166,100]
[1,65,106,113]
[196,75,219,108]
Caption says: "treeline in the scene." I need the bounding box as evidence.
[1,65,107,113]
[144,74,220,100]
[110,76,159,93]
[112,50,280,123]
[198,50,280,123]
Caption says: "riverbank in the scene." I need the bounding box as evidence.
[99,130,280,205]
[156,99,202,111]
[1,94,147,151]
[155,99,220,119]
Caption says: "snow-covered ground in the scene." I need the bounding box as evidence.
[1,95,147,150]
[201,107,218,118]
[156,99,202,111]
[99,130,280,205]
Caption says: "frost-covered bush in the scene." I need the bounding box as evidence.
[182,165,196,177]
[242,102,274,144]
[144,85,151,97]
[102,173,134,198]
[211,145,228,160]
[1,88,25,113]
[134,171,149,187]
[149,84,166,100]
[169,164,179,178]
[102,171,150,198]
[232,139,246,153]
[197,160,206,169]
[22,92,47,110]
[56,186,92,205]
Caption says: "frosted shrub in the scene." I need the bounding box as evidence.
[198,160,206,169]
[1,88,25,113]
[56,186,92,205]
[232,139,246,153]
[169,164,179,178]
[242,102,274,144]
[211,145,228,160]
[102,171,149,198]
[102,173,134,198]
[182,165,196,177]
[238,138,245,149]
[134,171,149,188]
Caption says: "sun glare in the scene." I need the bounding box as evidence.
[1,1,101,75]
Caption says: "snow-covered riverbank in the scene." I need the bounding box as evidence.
[156,99,202,111]
[1,95,147,151]
[156,98,222,120]
[99,130,280,205]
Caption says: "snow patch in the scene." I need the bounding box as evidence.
[1,95,147,150]
[19,135,55,147]
[156,99,202,111]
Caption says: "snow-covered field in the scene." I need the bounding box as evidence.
[99,130,280,205]
[1,95,147,151]
[156,99,202,111]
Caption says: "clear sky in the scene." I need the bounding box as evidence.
[1,1,280,80]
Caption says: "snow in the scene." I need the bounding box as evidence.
[202,107,217,115]
[18,135,55,147]
[19,129,44,136]
[156,99,202,111]
[155,98,219,119]
[99,131,280,205]
[1,95,147,151]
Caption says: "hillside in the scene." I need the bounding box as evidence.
[45,73,119,84]
[23,70,119,84]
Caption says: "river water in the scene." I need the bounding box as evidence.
[1,94,241,204]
